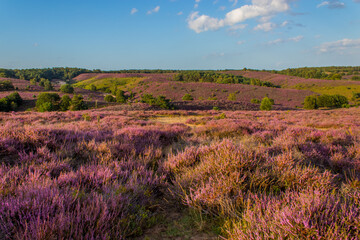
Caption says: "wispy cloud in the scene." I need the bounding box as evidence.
[317,1,345,9]
[318,38,360,53]
[131,8,138,15]
[254,22,276,31]
[187,0,292,33]
[147,6,160,15]
[267,35,304,45]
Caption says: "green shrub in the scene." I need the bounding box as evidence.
[182,94,194,101]
[0,80,14,91]
[70,94,88,111]
[351,76,360,81]
[7,92,23,106]
[116,90,127,103]
[260,97,273,111]
[141,94,173,109]
[59,95,72,111]
[317,94,348,108]
[304,95,318,109]
[228,93,236,101]
[36,93,60,112]
[104,95,116,102]
[60,84,74,93]
[213,106,220,111]
[251,98,261,104]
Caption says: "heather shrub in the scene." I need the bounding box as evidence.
[228,189,360,239]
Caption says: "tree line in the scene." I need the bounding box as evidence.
[174,71,279,88]
[270,66,360,80]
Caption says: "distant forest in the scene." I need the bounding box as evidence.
[0,68,177,81]
[1,66,360,82]
[268,66,360,80]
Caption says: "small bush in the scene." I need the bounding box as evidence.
[70,94,88,111]
[182,94,194,101]
[251,98,261,104]
[351,76,360,81]
[228,93,236,101]
[260,97,273,111]
[141,94,173,109]
[304,95,318,109]
[104,95,116,102]
[60,84,74,93]
[116,90,127,103]
[59,95,72,111]
[0,80,14,91]
[36,93,61,112]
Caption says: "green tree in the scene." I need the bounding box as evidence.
[116,90,127,103]
[260,97,273,111]
[44,80,53,91]
[36,93,60,112]
[60,84,74,93]
[303,95,318,109]
[70,94,88,111]
[59,95,72,111]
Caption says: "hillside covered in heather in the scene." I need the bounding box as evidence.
[1,66,360,239]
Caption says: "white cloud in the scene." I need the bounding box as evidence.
[194,4,199,8]
[267,35,303,45]
[177,11,183,16]
[254,22,276,31]
[147,6,160,15]
[131,8,138,15]
[237,40,245,45]
[187,0,292,33]
[318,38,360,53]
[317,1,345,9]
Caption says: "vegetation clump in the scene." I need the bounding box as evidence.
[182,94,194,101]
[260,97,274,110]
[36,93,87,112]
[0,92,23,111]
[60,84,74,93]
[104,94,116,102]
[303,94,349,109]
[0,80,15,91]
[141,94,174,109]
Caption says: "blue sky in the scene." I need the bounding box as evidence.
[0,0,359,70]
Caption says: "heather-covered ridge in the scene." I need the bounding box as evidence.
[225,70,360,88]
[1,108,360,239]
[74,73,315,110]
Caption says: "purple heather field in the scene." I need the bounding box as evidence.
[1,107,360,239]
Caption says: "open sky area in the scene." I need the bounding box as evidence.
[0,0,360,70]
